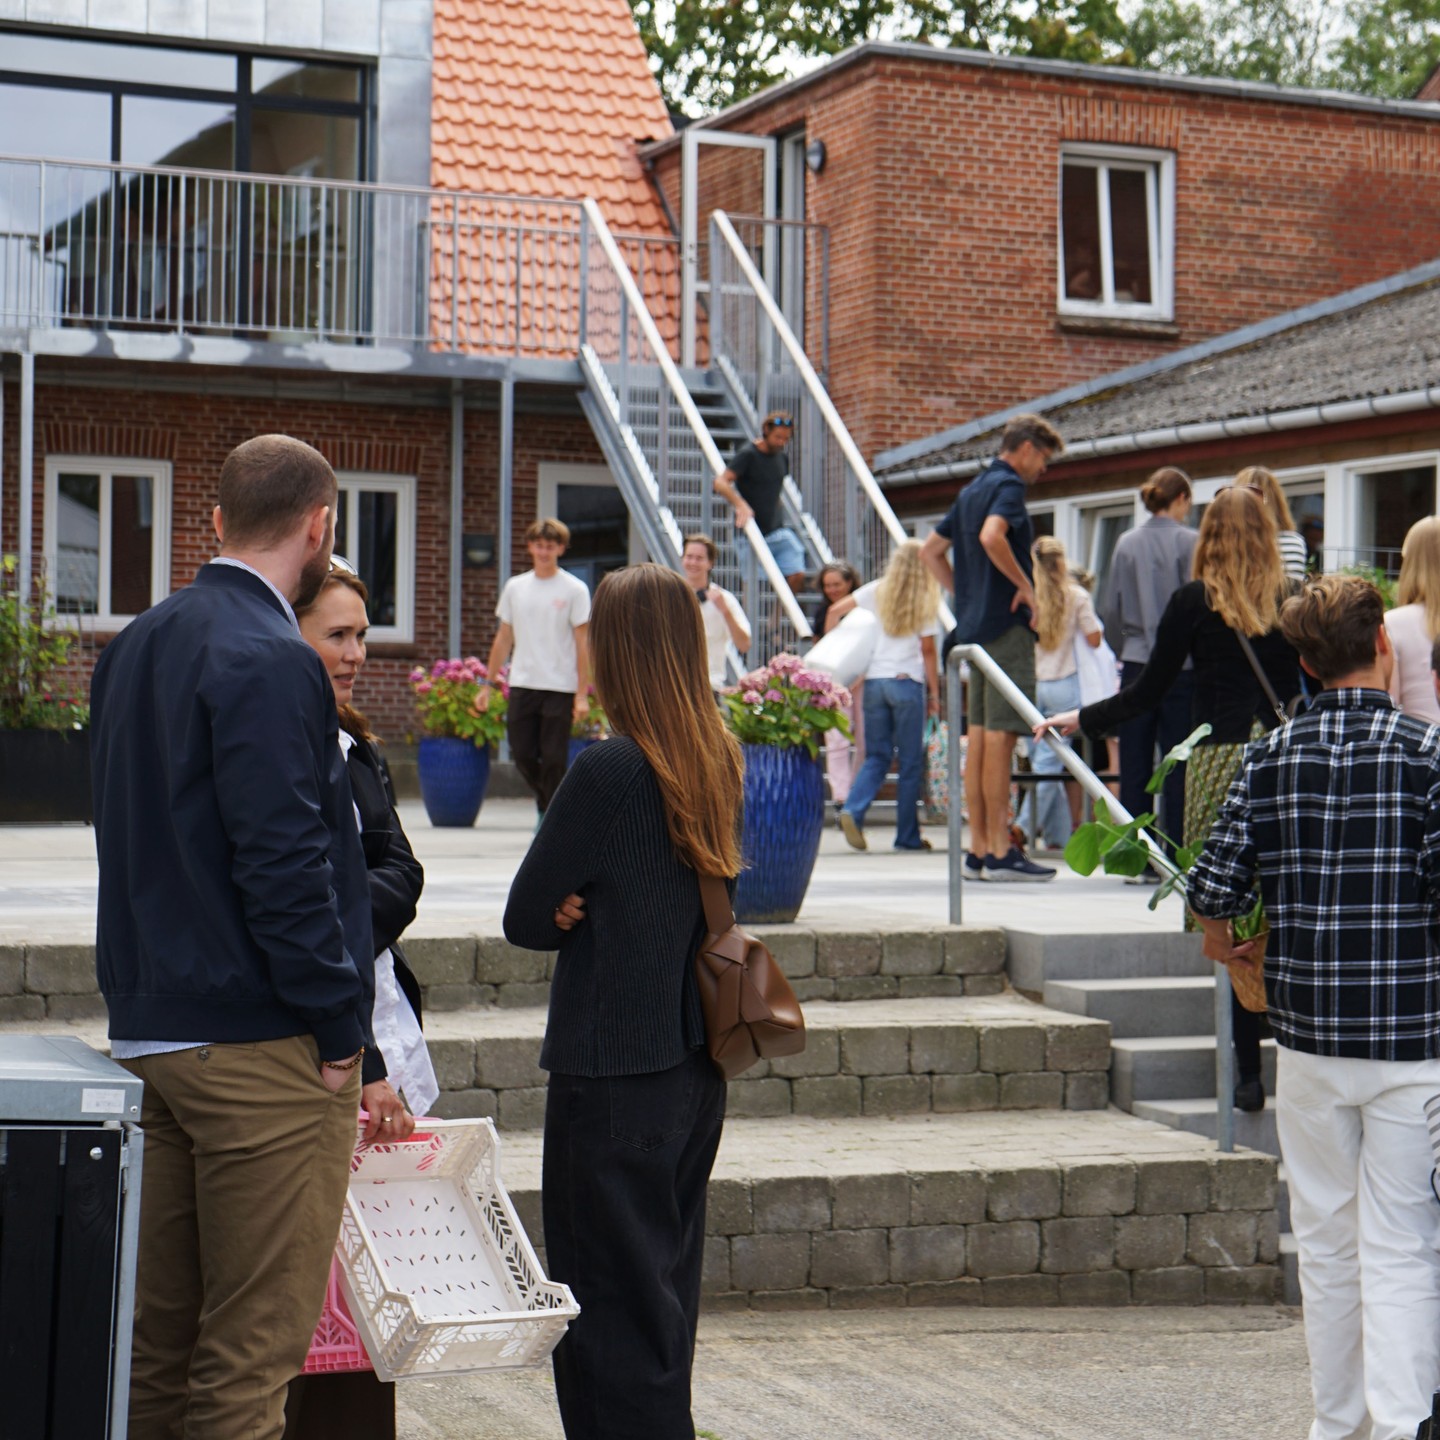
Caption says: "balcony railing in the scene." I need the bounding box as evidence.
[0,155,649,360]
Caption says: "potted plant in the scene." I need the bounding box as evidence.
[721,654,852,924]
[1060,723,1267,1010]
[0,555,92,823]
[409,656,506,827]
[568,685,607,768]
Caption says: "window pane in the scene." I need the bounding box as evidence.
[1061,164,1102,301]
[1287,488,1324,573]
[55,472,100,615]
[252,61,362,104]
[1091,512,1134,600]
[121,96,236,169]
[1108,168,1153,305]
[1031,512,1055,540]
[250,110,359,181]
[1358,466,1434,575]
[0,32,235,89]
[109,474,154,616]
[0,83,111,166]
[354,490,398,628]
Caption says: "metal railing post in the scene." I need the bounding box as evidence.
[947,647,967,924]
[1214,971,1236,1154]
[577,208,589,347]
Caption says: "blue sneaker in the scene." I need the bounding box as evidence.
[964,851,987,881]
[986,846,1056,883]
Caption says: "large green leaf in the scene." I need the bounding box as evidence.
[1145,723,1213,794]
[1102,836,1153,877]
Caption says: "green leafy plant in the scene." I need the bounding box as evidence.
[0,555,89,730]
[1337,564,1398,610]
[1060,722,1266,940]
[721,653,852,759]
[409,657,507,749]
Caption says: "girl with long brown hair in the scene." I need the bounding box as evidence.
[1043,486,1300,1113]
[504,563,742,1440]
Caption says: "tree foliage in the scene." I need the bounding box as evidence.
[631,0,1440,115]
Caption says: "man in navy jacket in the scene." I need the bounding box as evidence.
[91,434,377,1440]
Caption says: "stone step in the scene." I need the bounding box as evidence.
[1044,976,1217,1038]
[1007,927,1209,994]
[1111,1037,1277,1111]
[0,924,1010,1021]
[423,994,1112,1129]
[1130,1097,1280,1157]
[494,1111,1281,1310]
[1280,1233,1301,1306]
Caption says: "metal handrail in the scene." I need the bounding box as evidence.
[579,198,813,639]
[710,209,954,631]
[944,642,1237,1153]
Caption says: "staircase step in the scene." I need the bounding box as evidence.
[1112,1037,1276,1110]
[1276,1164,1290,1232]
[1007,928,1210,992]
[1044,976,1216,1038]
[494,1111,1281,1310]
[1280,1233,1301,1305]
[1131,1097,1280,1157]
[422,994,1112,1129]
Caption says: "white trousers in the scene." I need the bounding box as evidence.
[1276,1045,1440,1440]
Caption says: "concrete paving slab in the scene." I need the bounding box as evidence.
[395,1306,1314,1440]
[0,799,1189,944]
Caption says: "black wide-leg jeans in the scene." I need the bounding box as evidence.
[542,1047,726,1440]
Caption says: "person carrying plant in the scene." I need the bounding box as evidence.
[1188,574,1440,1440]
[480,517,591,821]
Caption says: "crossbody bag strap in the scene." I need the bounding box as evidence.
[1233,630,1287,726]
[697,873,737,936]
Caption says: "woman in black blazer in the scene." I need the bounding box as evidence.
[286,562,433,1440]
[505,563,744,1440]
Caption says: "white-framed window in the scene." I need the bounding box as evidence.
[1077,495,1138,600]
[335,472,415,644]
[1058,145,1175,322]
[43,457,172,628]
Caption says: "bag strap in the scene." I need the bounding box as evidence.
[697,873,737,936]
[1233,630,1287,727]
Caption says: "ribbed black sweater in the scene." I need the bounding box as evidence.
[504,736,722,1077]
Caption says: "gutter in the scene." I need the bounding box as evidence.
[884,386,1440,485]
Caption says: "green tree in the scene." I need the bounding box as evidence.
[1329,0,1440,99]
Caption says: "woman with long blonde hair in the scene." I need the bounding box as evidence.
[1019,536,1103,851]
[1237,465,1308,580]
[1043,486,1299,1113]
[828,539,941,851]
[1384,516,1440,723]
[504,563,742,1440]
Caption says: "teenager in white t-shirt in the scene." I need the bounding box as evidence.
[480,518,592,815]
[679,532,751,690]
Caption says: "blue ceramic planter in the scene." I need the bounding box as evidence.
[417,736,491,827]
[734,743,825,924]
[567,736,600,769]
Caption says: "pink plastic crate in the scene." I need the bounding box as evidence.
[302,1263,372,1375]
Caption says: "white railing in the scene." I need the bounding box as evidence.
[579,197,812,645]
[709,209,953,628]
[0,155,588,357]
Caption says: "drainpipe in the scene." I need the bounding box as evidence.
[18,351,34,617]
[498,376,514,590]
[448,379,464,658]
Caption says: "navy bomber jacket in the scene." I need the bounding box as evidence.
[90,563,379,1076]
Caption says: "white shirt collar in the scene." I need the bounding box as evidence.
[209,556,299,629]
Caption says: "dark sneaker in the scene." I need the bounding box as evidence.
[965,851,987,881]
[1233,1078,1266,1112]
[986,846,1056,883]
[839,811,867,851]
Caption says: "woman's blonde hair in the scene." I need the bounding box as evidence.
[1032,535,1077,651]
[1236,466,1296,534]
[589,564,743,877]
[1192,487,1284,636]
[1396,515,1440,639]
[875,539,941,638]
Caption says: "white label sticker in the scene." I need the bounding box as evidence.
[81,1087,126,1115]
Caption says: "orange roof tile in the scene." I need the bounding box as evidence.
[432,0,672,234]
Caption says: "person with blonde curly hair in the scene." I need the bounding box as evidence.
[829,540,941,851]
[1018,536,1103,851]
[1384,515,1440,723]
[1043,486,1301,1112]
[1237,465,1308,581]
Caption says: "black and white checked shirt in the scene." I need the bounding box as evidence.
[1188,688,1440,1060]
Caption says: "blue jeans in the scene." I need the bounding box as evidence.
[1021,672,1081,849]
[843,677,925,848]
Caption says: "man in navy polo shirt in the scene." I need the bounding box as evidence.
[922,413,1064,881]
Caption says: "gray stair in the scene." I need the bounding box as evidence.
[1280,1233,1301,1305]
[1131,1097,1280,1154]
[1044,976,1216,1037]
[1111,1037,1276,1111]
[1008,928,1208,993]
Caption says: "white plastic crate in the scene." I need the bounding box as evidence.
[335,1117,578,1380]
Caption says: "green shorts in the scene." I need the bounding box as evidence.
[966,623,1037,736]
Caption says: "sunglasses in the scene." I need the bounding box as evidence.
[768,415,794,428]
[329,554,357,575]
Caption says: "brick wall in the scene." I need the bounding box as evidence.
[0,369,607,739]
[651,55,1440,464]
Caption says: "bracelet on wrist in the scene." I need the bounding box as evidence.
[323,1047,366,1071]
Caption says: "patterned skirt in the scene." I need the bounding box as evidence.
[1180,725,1265,933]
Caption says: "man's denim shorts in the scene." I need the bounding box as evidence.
[750,525,806,576]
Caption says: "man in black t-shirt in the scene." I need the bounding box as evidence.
[714,411,807,593]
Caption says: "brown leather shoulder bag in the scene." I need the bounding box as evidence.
[694,874,806,1080]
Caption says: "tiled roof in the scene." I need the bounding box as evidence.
[874,261,1440,479]
[432,0,673,233]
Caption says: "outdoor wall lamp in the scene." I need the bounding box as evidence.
[805,140,826,174]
